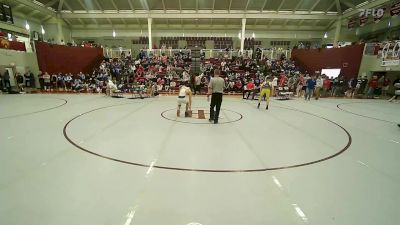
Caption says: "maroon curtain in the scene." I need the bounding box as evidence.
[291,45,364,79]
[35,41,103,74]
[0,38,26,51]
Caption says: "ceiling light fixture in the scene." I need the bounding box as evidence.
[25,21,30,31]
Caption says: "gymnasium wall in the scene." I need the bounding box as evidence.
[35,41,103,74]
[291,44,364,79]
[0,48,40,85]
[358,55,400,76]
[12,16,72,44]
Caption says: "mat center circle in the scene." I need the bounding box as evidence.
[161,107,243,124]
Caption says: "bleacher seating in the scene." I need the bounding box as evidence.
[158,37,233,50]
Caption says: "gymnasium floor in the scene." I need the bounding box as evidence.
[0,94,399,225]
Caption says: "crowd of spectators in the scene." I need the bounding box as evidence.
[28,50,193,95]
[198,55,399,101]
[1,48,398,101]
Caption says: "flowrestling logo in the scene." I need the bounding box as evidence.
[359,8,385,18]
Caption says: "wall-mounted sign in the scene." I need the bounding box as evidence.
[390,0,400,17]
[374,7,387,23]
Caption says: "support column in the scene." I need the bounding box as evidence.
[57,16,64,44]
[240,18,246,53]
[148,18,152,50]
[333,16,342,48]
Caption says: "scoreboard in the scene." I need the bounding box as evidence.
[0,3,13,24]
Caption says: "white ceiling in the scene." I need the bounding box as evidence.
[2,0,392,31]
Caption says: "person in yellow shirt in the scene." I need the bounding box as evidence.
[258,77,272,110]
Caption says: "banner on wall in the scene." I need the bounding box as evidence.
[347,18,357,29]
[374,7,387,23]
[390,0,400,16]
[359,14,369,26]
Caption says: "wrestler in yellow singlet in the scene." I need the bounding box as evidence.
[258,78,271,110]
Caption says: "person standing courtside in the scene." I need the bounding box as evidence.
[208,69,224,124]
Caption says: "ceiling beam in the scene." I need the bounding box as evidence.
[41,14,53,22]
[63,18,72,26]
[28,10,40,17]
[178,0,182,12]
[309,0,321,13]
[14,4,25,11]
[245,0,251,11]
[326,19,336,30]
[212,0,216,12]
[136,18,142,29]
[93,0,103,11]
[111,0,119,11]
[162,0,166,12]
[277,0,285,11]
[335,0,342,15]
[324,1,335,14]
[13,0,56,17]
[343,0,389,18]
[140,0,149,11]
[61,11,337,20]
[69,24,328,31]
[77,0,88,11]
[107,18,113,25]
[228,0,233,12]
[63,1,73,12]
[293,0,304,13]
[128,0,135,11]
[78,18,85,25]
[283,19,289,26]
[45,0,58,7]
[298,19,304,26]
[58,0,64,11]
[196,0,199,12]
[261,0,268,12]
[341,0,355,9]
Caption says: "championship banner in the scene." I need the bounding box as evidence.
[374,7,387,23]
[390,0,400,17]
[347,18,357,29]
[359,14,368,26]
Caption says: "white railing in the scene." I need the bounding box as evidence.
[140,49,191,57]
[104,48,132,58]
[380,40,400,66]
[200,49,253,59]
[260,49,291,60]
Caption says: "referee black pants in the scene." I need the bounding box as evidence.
[210,93,223,122]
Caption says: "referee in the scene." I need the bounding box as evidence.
[207,69,225,124]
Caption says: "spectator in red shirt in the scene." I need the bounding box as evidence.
[279,73,287,86]
[234,80,243,92]
[137,65,145,75]
[367,75,378,98]
[322,75,331,97]
[243,79,255,99]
